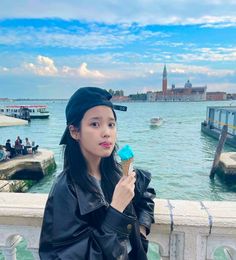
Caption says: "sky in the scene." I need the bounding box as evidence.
[0,0,236,98]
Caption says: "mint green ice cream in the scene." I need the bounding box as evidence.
[118,145,134,160]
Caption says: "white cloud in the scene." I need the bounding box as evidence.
[168,63,235,77]
[201,22,236,28]
[177,47,236,62]
[95,61,235,80]
[24,56,105,79]
[184,16,236,26]
[62,63,105,78]
[78,63,104,78]
[0,67,9,72]
[24,55,58,76]
[1,1,236,26]
[207,82,236,92]
[0,25,168,51]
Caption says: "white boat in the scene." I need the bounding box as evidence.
[0,105,50,120]
[150,117,163,127]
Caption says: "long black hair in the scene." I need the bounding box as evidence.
[63,110,122,202]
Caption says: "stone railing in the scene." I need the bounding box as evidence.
[0,193,236,260]
[149,199,236,260]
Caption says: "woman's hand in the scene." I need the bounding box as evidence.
[110,171,136,213]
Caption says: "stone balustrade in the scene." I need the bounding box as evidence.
[0,192,236,259]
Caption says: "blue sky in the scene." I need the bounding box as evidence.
[0,0,236,98]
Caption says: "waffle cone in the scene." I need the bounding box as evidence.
[121,158,134,176]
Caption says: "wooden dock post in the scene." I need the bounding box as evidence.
[210,125,228,179]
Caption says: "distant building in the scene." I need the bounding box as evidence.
[184,80,192,88]
[111,96,130,102]
[146,65,207,102]
[159,85,207,101]
[226,93,236,100]
[206,92,227,101]
[146,91,157,102]
[0,98,11,101]
[129,93,147,101]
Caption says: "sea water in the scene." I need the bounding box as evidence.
[1,100,236,200]
[0,100,236,259]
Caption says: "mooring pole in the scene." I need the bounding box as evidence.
[209,125,228,179]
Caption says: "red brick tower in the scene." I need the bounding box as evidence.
[162,65,167,96]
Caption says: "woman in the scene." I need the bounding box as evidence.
[0,145,9,161]
[15,136,23,155]
[5,139,15,158]
[39,87,156,259]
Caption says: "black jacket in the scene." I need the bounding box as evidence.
[39,168,156,260]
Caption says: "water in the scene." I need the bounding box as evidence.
[1,100,236,200]
[0,100,236,259]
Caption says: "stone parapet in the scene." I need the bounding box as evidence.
[0,193,235,259]
[150,199,236,259]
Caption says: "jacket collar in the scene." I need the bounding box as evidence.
[73,174,110,215]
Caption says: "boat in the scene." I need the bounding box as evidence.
[0,105,50,120]
[201,106,236,148]
[150,117,163,127]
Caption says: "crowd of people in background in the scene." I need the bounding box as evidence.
[0,136,39,162]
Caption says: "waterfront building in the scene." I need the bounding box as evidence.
[157,84,207,101]
[206,91,227,101]
[227,93,236,100]
[146,65,207,102]
[146,91,157,102]
[0,98,12,102]
[111,95,130,102]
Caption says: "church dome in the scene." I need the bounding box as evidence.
[184,80,192,88]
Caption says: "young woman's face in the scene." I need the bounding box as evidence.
[76,106,117,160]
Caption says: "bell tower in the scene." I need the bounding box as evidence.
[162,65,167,95]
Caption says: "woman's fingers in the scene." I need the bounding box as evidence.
[120,171,136,183]
[110,171,136,212]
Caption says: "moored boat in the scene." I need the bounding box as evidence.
[0,105,50,119]
[201,106,236,148]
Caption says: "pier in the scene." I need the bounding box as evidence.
[0,193,235,259]
[0,149,56,192]
[218,152,236,178]
[0,114,28,127]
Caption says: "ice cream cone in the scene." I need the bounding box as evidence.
[121,158,134,176]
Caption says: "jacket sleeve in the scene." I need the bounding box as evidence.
[133,169,156,235]
[39,176,136,260]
